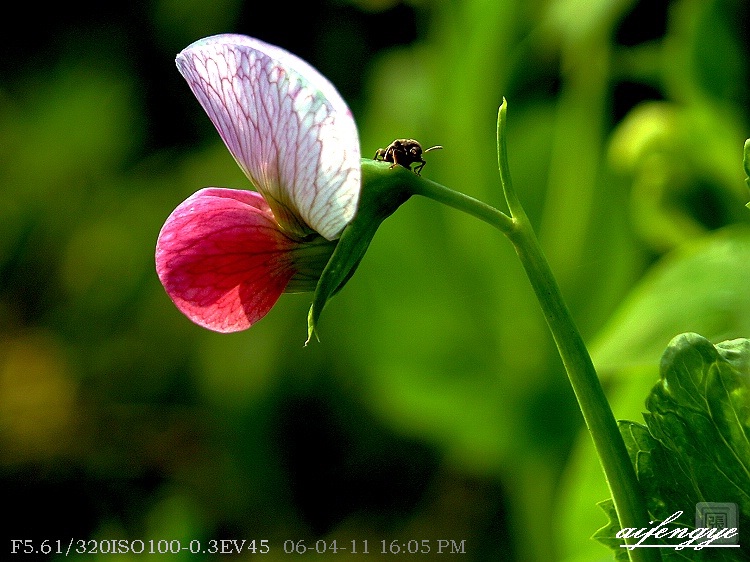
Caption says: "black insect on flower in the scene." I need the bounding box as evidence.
[374,139,443,175]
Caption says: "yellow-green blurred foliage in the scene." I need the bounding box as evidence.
[1,1,747,561]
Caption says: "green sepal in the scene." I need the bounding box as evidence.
[744,139,750,195]
[305,159,422,344]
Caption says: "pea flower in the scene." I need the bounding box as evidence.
[156,34,361,332]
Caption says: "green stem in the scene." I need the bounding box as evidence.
[407,175,515,236]
[508,224,656,562]
[405,101,658,562]
[498,99,656,562]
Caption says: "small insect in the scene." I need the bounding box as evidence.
[374,139,443,176]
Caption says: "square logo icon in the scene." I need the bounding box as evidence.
[695,502,739,546]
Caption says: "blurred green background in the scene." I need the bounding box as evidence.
[1,0,748,560]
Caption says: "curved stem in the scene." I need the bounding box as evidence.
[500,98,655,562]
[406,101,658,562]
[506,222,656,562]
[407,175,515,236]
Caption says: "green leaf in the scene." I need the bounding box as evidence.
[597,333,750,561]
[649,335,750,513]
[591,227,750,373]
[593,498,631,562]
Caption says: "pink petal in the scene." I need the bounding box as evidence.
[155,188,299,332]
[176,34,361,241]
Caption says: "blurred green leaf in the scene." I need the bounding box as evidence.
[607,100,748,253]
[592,226,750,373]
[546,0,636,41]
[689,0,747,105]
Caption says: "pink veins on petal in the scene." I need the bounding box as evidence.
[175,34,361,241]
[155,188,300,332]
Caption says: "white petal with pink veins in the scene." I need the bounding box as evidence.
[176,34,361,241]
